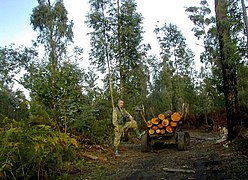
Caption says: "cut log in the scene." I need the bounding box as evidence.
[162,119,170,126]
[152,125,158,130]
[151,117,160,125]
[158,113,165,120]
[149,129,155,135]
[166,125,173,133]
[156,129,161,134]
[171,112,182,122]
[160,129,166,134]
[146,120,153,128]
[170,121,177,127]
[158,123,163,129]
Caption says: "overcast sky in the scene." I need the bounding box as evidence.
[0,0,215,67]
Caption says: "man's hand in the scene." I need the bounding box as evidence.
[114,126,119,132]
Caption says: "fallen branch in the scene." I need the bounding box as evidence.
[163,167,195,173]
[82,153,99,160]
[82,153,107,161]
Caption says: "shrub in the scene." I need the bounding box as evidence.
[0,118,78,179]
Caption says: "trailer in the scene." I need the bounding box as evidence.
[138,110,190,152]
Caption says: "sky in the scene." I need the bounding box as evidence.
[0,0,215,59]
[0,0,218,94]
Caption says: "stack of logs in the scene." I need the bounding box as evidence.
[146,111,182,136]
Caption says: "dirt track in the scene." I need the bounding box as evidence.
[78,129,248,180]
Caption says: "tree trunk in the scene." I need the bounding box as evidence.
[117,0,124,99]
[241,0,248,56]
[215,0,240,140]
[101,4,115,109]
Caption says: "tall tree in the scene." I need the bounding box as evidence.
[154,23,196,112]
[240,0,248,55]
[0,45,37,89]
[86,0,115,109]
[116,0,147,107]
[86,0,147,109]
[28,0,87,132]
[185,0,224,116]
[215,0,240,140]
[0,45,36,121]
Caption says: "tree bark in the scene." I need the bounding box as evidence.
[101,4,115,109]
[241,0,248,56]
[215,0,240,140]
[117,0,124,99]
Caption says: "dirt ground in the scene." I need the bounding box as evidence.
[75,129,248,180]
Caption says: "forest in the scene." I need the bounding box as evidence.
[0,0,248,179]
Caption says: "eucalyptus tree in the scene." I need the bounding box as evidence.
[227,0,248,113]
[114,0,147,107]
[241,0,248,54]
[0,45,36,121]
[0,45,37,89]
[154,23,196,112]
[215,0,240,140]
[185,0,223,115]
[86,0,148,109]
[185,0,217,74]
[86,0,116,108]
[30,0,73,68]
[28,0,86,132]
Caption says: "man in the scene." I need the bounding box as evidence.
[112,99,144,156]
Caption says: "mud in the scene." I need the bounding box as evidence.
[78,129,248,180]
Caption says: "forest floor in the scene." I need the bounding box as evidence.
[69,128,248,180]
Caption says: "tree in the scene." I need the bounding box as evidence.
[28,0,88,132]
[86,0,148,110]
[0,45,37,89]
[185,0,224,117]
[86,0,115,108]
[241,0,248,55]
[215,0,240,140]
[30,0,74,114]
[153,23,196,112]
[0,45,37,121]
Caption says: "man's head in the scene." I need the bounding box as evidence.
[118,99,124,109]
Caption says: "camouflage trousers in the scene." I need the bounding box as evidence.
[114,120,138,148]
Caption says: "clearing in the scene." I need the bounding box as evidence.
[72,129,248,180]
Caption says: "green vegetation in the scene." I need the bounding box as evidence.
[0,0,248,178]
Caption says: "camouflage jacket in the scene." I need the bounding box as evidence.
[112,107,133,126]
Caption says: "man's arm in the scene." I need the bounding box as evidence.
[124,109,134,121]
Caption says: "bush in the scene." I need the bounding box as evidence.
[0,118,78,179]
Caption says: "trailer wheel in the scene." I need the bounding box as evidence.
[141,133,151,152]
[177,132,190,151]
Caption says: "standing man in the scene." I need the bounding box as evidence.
[112,99,144,156]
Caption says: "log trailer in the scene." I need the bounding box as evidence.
[137,108,190,152]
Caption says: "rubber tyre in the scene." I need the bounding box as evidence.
[177,132,190,151]
[184,132,190,146]
[141,133,151,152]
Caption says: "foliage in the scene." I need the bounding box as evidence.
[0,45,37,89]
[185,0,225,117]
[28,0,92,134]
[0,88,29,122]
[151,23,196,113]
[0,118,78,179]
[22,59,89,133]
[30,0,73,61]
[86,0,148,109]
